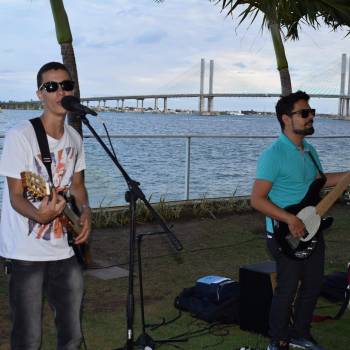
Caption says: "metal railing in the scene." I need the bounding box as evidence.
[83,134,350,200]
[1,133,350,201]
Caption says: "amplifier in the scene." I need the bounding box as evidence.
[239,260,276,336]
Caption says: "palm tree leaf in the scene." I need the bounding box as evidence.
[213,0,350,40]
[281,0,350,39]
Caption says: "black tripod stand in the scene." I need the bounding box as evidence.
[79,114,184,350]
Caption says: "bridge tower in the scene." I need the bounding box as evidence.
[346,56,350,117]
[199,58,205,114]
[199,58,215,115]
[338,53,350,118]
[208,60,214,113]
[338,53,347,116]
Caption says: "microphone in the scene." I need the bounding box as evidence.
[61,96,97,116]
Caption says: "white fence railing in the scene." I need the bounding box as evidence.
[83,134,350,201]
[1,133,350,202]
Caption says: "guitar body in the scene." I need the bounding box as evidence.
[21,171,92,268]
[273,178,329,260]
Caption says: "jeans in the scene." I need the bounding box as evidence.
[266,234,325,343]
[8,256,84,350]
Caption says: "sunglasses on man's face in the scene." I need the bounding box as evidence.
[39,80,75,93]
[289,108,316,119]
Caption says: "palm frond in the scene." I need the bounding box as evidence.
[212,0,350,41]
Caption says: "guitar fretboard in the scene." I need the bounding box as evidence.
[316,172,350,216]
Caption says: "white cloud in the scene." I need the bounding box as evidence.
[0,0,349,113]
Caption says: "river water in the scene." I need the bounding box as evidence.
[1,110,350,207]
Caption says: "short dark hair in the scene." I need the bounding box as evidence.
[37,62,71,89]
[275,90,310,130]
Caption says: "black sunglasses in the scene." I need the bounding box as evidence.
[289,108,316,119]
[39,80,75,93]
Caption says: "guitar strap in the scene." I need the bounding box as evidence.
[28,118,89,268]
[29,118,76,249]
[29,117,53,184]
[306,150,326,181]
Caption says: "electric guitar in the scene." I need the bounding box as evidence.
[20,171,92,268]
[274,172,350,260]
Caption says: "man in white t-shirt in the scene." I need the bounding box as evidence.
[0,62,91,350]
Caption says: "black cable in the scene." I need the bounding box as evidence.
[167,322,226,341]
[87,236,262,270]
[143,311,233,349]
[161,343,185,350]
[102,122,117,159]
[87,263,122,270]
[80,292,88,350]
[164,325,211,341]
[147,309,182,330]
[81,334,88,350]
[334,290,350,320]
[201,324,231,349]
[202,335,225,349]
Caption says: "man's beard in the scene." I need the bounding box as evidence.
[293,123,315,136]
[293,126,315,135]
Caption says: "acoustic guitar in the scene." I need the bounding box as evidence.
[21,171,92,268]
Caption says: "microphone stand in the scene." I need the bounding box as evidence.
[79,114,183,350]
[135,231,188,349]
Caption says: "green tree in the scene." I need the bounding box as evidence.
[212,0,350,96]
[50,0,82,134]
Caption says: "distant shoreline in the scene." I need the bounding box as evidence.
[0,106,344,119]
[59,106,343,118]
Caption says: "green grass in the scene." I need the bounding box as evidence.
[1,203,350,349]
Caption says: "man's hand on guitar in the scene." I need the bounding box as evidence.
[74,206,91,245]
[286,214,305,239]
[36,189,66,224]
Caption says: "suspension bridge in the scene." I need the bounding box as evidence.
[1,54,350,117]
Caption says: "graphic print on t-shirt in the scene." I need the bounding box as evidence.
[28,147,76,241]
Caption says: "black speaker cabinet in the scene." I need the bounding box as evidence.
[239,260,276,336]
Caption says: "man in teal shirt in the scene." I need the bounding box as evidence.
[257,132,322,235]
[251,91,347,350]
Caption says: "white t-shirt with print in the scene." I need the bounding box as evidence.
[0,120,86,261]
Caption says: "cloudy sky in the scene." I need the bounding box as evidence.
[1,0,349,112]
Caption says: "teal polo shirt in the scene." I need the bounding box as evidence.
[256,133,323,234]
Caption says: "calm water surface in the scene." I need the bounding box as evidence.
[1,110,350,207]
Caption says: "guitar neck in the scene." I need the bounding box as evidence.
[316,172,350,217]
[62,205,82,236]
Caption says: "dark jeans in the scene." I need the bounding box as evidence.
[8,256,84,350]
[266,234,325,343]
